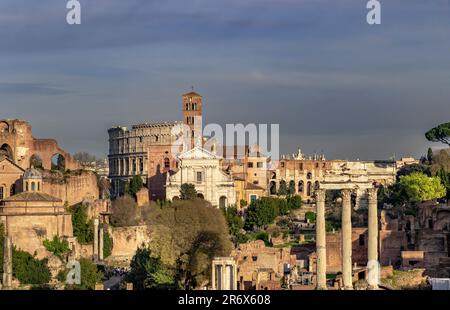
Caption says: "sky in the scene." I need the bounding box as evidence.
[1,0,450,160]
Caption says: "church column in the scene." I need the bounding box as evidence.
[315,189,327,290]
[367,187,379,289]
[341,189,353,290]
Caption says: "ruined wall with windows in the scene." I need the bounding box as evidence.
[0,119,79,171]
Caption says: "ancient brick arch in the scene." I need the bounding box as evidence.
[32,139,78,171]
[0,119,80,171]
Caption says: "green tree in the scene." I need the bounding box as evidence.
[180,183,197,200]
[425,122,450,147]
[287,195,302,210]
[396,163,431,179]
[278,181,288,196]
[71,204,94,244]
[399,172,446,203]
[12,249,51,285]
[436,168,450,199]
[43,236,70,261]
[288,182,296,195]
[127,247,177,290]
[427,147,434,164]
[110,195,140,227]
[305,211,316,223]
[143,199,232,283]
[73,258,104,290]
[245,198,277,230]
[222,207,244,244]
[126,175,144,197]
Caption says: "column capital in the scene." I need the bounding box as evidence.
[367,187,378,200]
[314,189,326,202]
[341,189,352,201]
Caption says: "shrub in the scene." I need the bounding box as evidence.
[43,236,70,261]
[305,211,316,223]
[12,249,51,285]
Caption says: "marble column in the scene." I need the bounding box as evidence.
[2,235,12,289]
[315,189,327,290]
[93,219,99,261]
[367,187,379,289]
[221,264,226,290]
[211,263,216,290]
[99,226,104,261]
[341,189,353,290]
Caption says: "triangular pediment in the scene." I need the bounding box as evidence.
[0,156,25,174]
[178,146,220,160]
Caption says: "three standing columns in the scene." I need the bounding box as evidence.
[314,187,379,290]
[341,189,353,290]
[315,189,327,290]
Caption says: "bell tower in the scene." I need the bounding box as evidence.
[182,89,203,149]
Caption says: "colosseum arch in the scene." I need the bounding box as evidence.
[269,181,277,195]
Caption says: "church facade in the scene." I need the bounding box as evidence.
[166,147,236,208]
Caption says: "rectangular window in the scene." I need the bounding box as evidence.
[0,186,3,200]
[257,162,263,168]
[247,162,254,168]
[196,172,203,183]
[250,195,257,203]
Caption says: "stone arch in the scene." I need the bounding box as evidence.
[172,196,180,201]
[51,153,66,171]
[0,121,9,133]
[0,143,13,161]
[270,181,277,195]
[307,181,312,196]
[270,171,276,180]
[307,172,312,180]
[314,181,320,190]
[219,196,227,208]
[298,181,304,193]
[29,154,43,169]
[197,193,204,199]
[289,180,296,194]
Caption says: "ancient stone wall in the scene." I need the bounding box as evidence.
[1,213,73,259]
[109,225,151,260]
[326,228,368,273]
[42,170,99,206]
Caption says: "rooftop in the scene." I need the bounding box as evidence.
[3,192,62,203]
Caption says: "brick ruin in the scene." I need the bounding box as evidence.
[0,119,79,171]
